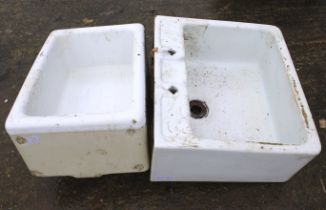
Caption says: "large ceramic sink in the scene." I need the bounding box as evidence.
[151,16,321,182]
[6,24,149,177]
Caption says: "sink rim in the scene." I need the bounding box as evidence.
[154,16,321,154]
[6,24,146,134]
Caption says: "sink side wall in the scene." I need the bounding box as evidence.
[24,30,135,116]
[9,126,149,177]
[183,24,307,144]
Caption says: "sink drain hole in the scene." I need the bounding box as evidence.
[190,100,208,119]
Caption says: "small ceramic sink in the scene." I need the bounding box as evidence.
[5,24,148,177]
[151,16,321,182]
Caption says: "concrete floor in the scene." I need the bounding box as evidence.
[0,0,325,209]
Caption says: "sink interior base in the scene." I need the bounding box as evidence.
[187,61,279,143]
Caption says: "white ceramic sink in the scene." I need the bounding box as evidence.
[151,16,321,182]
[5,24,148,177]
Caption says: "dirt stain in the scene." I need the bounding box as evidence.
[133,164,144,171]
[96,149,108,155]
[15,136,26,144]
[256,142,284,146]
[30,170,43,176]
[126,129,136,136]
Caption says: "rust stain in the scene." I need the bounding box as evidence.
[301,104,309,128]
[151,47,158,57]
[247,141,284,146]
[292,79,300,97]
[291,78,309,128]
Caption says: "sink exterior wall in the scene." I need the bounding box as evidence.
[5,24,149,177]
[12,127,148,178]
[151,16,321,182]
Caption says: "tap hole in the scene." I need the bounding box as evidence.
[168,86,178,94]
[190,100,208,119]
[168,49,176,55]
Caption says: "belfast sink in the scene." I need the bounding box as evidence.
[151,16,321,182]
[5,24,149,177]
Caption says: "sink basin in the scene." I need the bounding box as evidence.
[151,16,321,182]
[5,24,149,177]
